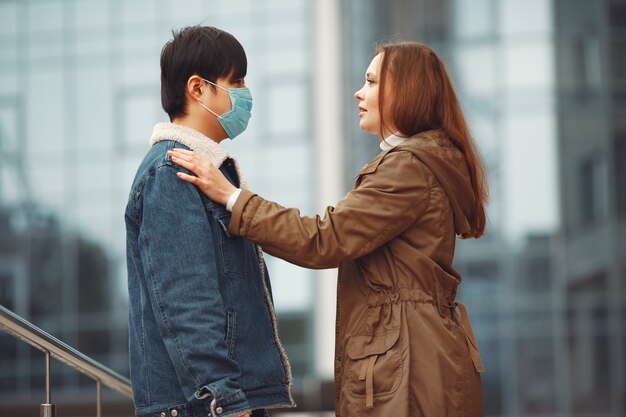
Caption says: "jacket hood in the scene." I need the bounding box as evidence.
[395,129,476,236]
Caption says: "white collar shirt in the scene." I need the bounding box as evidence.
[379,134,408,151]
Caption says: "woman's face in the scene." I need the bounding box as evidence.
[354,53,388,138]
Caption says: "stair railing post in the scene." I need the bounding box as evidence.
[97,379,102,417]
[40,350,56,417]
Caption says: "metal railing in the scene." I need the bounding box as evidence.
[0,304,132,417]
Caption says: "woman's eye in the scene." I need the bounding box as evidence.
[366,78,375,85]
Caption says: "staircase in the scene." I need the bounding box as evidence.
[0,304,133,417]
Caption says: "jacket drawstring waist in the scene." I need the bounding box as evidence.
[366,287,436,307]
[365,289,484,373]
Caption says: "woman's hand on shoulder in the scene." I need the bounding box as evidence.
[167,148,236,206]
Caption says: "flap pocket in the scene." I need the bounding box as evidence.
[346,328,403,407]
[216,212,234,237]
[215,213,252,278]
[347,328,400,360]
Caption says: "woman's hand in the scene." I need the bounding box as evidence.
[167,148,236,206]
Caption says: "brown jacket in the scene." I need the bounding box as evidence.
[229,129,484,417]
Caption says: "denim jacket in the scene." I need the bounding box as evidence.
[125,123,295,417]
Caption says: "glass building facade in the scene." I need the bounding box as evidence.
[0,0,315,404]
[1,0,624,416]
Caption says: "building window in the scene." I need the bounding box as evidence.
[467,259,500,281]
[616,136,626,216]
[609,0,626,27]
[579,154,608,226]
[610,39,626,83]
[527,258,552,292]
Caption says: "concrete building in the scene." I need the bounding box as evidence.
[553,0,626,414]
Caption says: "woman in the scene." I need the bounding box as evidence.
[168,42,488,417]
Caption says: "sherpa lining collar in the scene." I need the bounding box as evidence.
[149,122,248,189]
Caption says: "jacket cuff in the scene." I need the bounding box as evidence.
[228,189,256,236]
[196,385,251,417]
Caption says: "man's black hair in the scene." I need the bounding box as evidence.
[160,26,247,120]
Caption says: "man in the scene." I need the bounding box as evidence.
[125,26,294,417]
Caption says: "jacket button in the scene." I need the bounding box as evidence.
[160,413,166,417]
[170,410,178,417]
[215,406,223,414]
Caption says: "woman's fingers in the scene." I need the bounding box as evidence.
[168,150,215,178]
[176,171,198,184]
[170,155,197,173]
[168,148,194,156]
[167,149,232,205]
[167,149,200,165]
[168,150,194,163]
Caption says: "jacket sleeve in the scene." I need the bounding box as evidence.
[139,163,250,413]
[228,150,431,269]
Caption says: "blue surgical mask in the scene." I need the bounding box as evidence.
[198,78,252,139]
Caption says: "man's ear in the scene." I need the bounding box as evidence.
[186,75,205,101]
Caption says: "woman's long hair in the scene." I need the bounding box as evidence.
[377,42,488,238]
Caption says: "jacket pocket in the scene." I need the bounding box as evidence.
[346,328,402,409]
[215,213,251,278]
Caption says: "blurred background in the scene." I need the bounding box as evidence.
[0,0,624,416]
